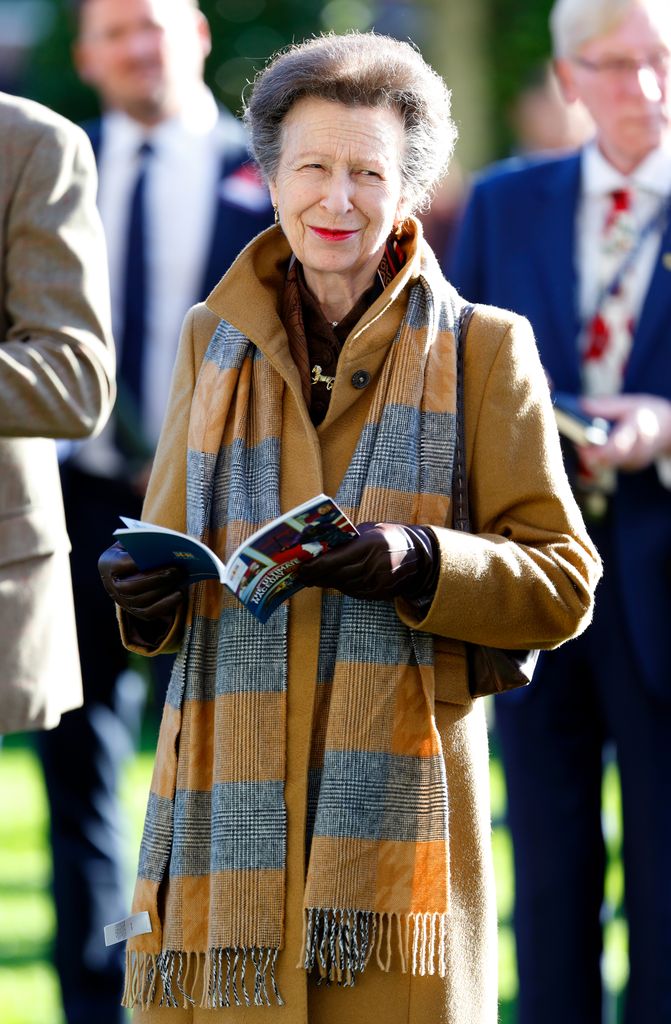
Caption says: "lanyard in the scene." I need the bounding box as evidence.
[585,192,671,329]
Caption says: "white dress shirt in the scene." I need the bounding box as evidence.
[77,85,225,476]
[577,140,671,331]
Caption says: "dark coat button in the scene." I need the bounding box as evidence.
[351,369,371,389]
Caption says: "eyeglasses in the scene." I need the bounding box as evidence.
[572,52,670,78]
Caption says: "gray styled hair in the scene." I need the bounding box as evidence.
[550,0,670,58]
[242,32,457,215]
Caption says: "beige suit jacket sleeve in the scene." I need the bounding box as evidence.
[0,95,115,438]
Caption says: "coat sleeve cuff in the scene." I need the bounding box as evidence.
[117,603,186,656]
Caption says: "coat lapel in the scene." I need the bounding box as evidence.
[198,116,272,298]
[531,153,583,390]
[625,203,671,388]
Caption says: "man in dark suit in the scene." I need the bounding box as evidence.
[37,3,272,1022]
[450,1,671,1021]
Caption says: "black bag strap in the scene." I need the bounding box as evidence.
[453,302,476,534]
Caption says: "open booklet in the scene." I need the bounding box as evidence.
[113,494,358,624]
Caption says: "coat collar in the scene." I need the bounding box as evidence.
[204,217,428,370]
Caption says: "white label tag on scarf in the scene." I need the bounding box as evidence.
[104,910,152,946]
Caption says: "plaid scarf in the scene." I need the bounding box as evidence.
[123,239,462,1010]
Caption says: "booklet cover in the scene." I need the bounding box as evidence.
[113,494,358,623]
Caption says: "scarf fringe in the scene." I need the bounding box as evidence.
[121,947,284,1010]
[300,908,448,986]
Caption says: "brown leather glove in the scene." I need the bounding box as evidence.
[296,522,439,602]
[98,541,187,622]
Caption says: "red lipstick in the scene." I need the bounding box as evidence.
[310,226,358,241]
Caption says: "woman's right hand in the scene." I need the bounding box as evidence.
[98,541,186,620]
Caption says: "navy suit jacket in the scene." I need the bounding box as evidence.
[83,112,272,302]
[81,112,272,461]
[449,150,671,698]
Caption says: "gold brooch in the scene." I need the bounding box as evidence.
[311,365,335,390]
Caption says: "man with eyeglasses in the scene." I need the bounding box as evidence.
[450,1,671,1021]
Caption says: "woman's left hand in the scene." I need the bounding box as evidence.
[297,521,437,601]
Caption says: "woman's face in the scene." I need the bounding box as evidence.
[269,97,409,296]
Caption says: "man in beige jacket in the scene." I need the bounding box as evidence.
[0,91,115,735]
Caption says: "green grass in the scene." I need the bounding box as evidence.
[490,729,628,1024]
[0,723,627,1024]
[0,734,154,1024]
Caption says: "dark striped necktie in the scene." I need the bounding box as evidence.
[119,140,153,414]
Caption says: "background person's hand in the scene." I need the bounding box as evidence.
[579,394,671,472]
[97,541,186,620]
[297,521,438,601]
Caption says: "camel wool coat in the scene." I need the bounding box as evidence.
[124,222,600,1023]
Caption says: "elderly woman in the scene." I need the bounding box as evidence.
[98,32,600,1024]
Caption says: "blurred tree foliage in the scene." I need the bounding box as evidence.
[487,0,555,154]
[24,0,556,162]
[25,0,369,122]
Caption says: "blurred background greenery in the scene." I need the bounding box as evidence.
[1,0,556,171]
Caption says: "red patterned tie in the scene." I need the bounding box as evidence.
[582,187,635,397]
[578,188,636,514]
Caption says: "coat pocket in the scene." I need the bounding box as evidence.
[433,637,472,705]
[0,507,69,569]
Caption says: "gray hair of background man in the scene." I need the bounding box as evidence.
[243,32,457,216]
[550,0,671,58]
